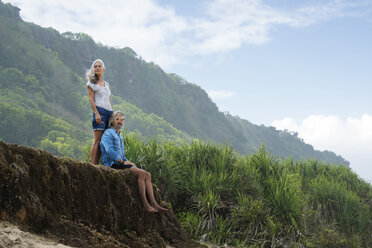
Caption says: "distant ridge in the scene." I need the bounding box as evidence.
[0,0,348,165]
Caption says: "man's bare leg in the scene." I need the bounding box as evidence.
[143,173,168,213]
[130,166,158,213]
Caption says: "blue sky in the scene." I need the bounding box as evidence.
[4,0,372,182]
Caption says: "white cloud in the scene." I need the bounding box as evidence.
[208,90,234,99]
[271,114,372,183]
[6,0,189,66]
[4,0,370,67]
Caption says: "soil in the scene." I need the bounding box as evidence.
[0,141,204,248]
[0,221,72,248]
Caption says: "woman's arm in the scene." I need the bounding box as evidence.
[88,86,102,125]
[108,83,113,109]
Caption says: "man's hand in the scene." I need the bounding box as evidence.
[123,160,135,166]
[118,159,134,166]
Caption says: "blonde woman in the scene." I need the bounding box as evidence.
[86,59,113,164]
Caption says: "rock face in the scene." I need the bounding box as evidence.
[0,141,202,248]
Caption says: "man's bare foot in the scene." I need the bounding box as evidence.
[144,206,158,213]
[154,204,168,213]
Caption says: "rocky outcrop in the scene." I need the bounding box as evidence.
[0,141,202,248]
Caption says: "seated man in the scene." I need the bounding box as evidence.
[100,110,168,213]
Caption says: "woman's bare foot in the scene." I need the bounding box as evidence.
[144,205,158,213]
[153,204,168,213]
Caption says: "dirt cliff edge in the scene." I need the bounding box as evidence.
[0,141,203,248]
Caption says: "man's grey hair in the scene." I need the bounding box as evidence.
[85,59,106,83]
[109,111,125,127]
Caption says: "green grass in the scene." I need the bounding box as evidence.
[119,132,372,247]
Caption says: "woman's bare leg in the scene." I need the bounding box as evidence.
[90,130,103,164]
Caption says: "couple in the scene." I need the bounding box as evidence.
[86,59,167,213]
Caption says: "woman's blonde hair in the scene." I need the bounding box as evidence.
[109,111,125,127]
[85,59,106,84]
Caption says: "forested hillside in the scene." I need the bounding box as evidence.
[0,1,348,165]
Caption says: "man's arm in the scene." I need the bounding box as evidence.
[118,134,128,163]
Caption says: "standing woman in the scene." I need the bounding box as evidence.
[86,59,113,164]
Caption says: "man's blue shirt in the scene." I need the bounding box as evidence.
[100,127,127,167]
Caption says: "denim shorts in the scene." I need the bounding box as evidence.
[92,106,113,130]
